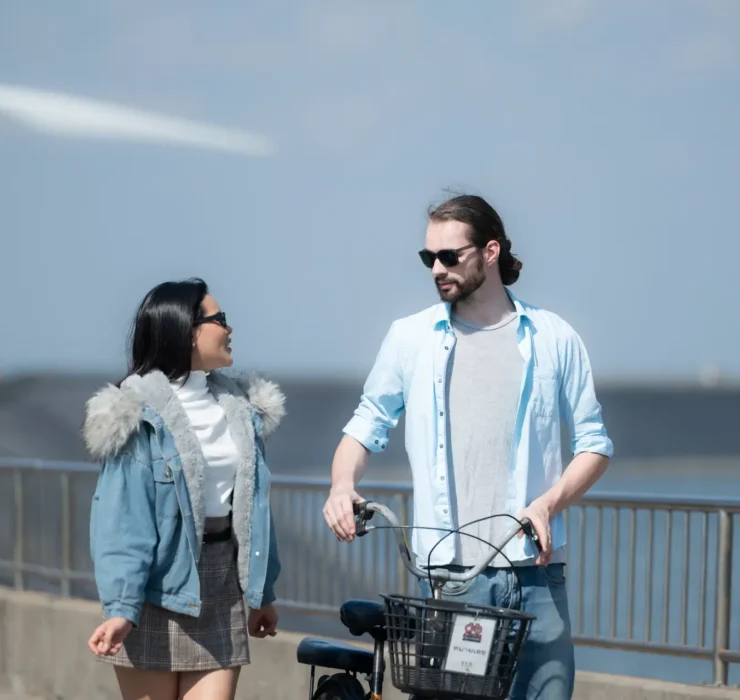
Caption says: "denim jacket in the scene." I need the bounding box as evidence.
[83,370,285,625]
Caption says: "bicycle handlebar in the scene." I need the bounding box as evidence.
[353,501,542,585]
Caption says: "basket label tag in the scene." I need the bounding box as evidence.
[443,614,496,676]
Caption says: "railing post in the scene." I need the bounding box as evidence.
[60,471,72,597]
[397,494,409,596]
[713,509,732,685]
[13,469,23,589]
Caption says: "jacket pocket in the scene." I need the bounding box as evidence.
[152,460,180,519]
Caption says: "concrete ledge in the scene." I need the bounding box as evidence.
[0,587,737,699]
[572,671,740,699]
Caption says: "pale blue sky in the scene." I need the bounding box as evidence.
[1,0,738,382]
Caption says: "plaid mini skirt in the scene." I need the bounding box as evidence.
[100,516,250,672]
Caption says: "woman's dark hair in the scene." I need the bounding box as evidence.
[428,194,523,285]
[126,277,209,381]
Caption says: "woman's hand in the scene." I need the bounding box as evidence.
[87,617,133,656]
[248,604,278,638]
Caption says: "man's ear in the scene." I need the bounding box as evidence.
[484,239,501,266]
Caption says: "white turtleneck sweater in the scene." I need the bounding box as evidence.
[170,370,239,518]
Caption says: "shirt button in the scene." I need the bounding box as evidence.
[445,346,449,350]
[439,411,444,416]
[437,377,442,383]
[441,476,446,481]
[255,551,260,556]
[375,440,379,444]
[443,509,448,514]
[439,444,443,449]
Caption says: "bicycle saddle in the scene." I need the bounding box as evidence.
[340,599,386,639]
[296,637,374,676]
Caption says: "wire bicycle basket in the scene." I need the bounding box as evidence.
[381,594,535,700]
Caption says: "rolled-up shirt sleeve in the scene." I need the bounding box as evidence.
[558,325,614,458]
[343,321,405,453]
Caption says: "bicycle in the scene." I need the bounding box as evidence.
[296,501,543,700]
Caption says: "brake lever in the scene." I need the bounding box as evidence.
[352,501,374,538]
[519,516,543,553]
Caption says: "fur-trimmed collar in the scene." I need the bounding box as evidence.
[82,369,285,461]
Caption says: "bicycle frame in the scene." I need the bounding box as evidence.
[370,643,384,700]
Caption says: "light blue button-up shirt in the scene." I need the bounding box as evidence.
[344,290,613,565]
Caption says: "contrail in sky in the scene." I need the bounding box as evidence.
[0,83,274,156]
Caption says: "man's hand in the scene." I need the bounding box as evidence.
[323,486,364,542]
[87,616,133,656]
[248,604,278,638]
[516,452,610,566]
[517,497,553,566]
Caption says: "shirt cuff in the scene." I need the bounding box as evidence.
[574,434,614,459]
[343,415,389,453]
[103,601,142,626]
[260,584,276,607]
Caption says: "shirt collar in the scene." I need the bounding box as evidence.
[432,287,530,329]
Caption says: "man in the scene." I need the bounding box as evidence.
[323,193,613,699]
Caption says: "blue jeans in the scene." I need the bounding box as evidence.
[419,564,574,700]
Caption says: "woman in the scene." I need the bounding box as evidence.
[83,278,285,700]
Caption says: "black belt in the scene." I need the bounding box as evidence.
[203,527,232,544]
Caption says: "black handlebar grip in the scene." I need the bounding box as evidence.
[352,501,373,537]
[520,517,543,552]
[352,501,374,519]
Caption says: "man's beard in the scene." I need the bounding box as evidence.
[435,255,485,303]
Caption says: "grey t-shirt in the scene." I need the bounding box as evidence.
[446,311,523,566]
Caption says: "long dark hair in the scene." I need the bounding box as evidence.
[428,194,523,285]
[126,277,209,382]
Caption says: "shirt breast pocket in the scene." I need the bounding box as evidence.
[531,367,560,418]
[152,460,181,520]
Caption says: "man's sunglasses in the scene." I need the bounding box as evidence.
[194,311,229,329]
[418,243,477,269]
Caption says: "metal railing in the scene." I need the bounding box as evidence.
[562,493,739,685]
[0,459,738,685]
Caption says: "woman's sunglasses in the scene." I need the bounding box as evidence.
[418,243,476,269]
[194,311,229,329]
